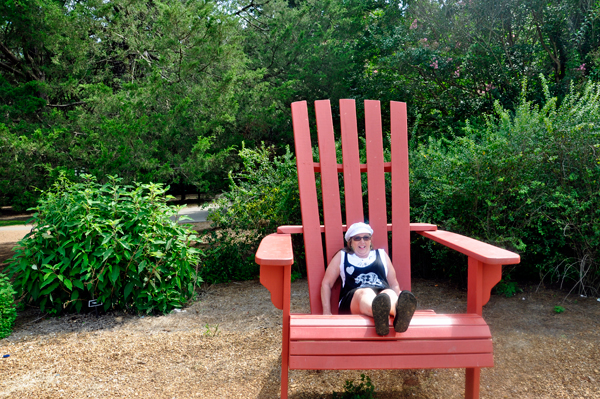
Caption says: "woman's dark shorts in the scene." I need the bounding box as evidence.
[338,286,386,315]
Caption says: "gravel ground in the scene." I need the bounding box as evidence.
[1,236,600,398]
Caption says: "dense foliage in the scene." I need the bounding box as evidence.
[3,0,600,292]
[7,176,201,315]
[0,273,16,339]
[3,0,600,210]
[206,77,600,296]
[410,77,600,295]
[200,144,301,283]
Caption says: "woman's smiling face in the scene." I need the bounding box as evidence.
[350,234,372,258]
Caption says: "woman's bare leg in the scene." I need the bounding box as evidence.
[349,288,377,316]
[349,288,399,317]
[381,289,398,317]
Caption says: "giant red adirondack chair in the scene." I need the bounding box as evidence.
[255,99,520,399]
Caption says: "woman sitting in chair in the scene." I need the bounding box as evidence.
[321,222,417,336]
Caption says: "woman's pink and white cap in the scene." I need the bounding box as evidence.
[344,222,373,242]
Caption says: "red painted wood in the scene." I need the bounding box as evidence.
[482,263,502,308]
[408,223,437,231]
[419,230,521,265]
[281,265,291,399]
[290,313,488,327]
[290,339,493,356]
[290,325,492,340]
[289,353,494,370]
[260,265,285,310]
[340,99,364,226]
[256,234,293,310]
[292,101,326,315]
[468,257,483,315]
[277,223,437,234]
[315,100,345,265]
[255,234,294,266]
[364,100,388,252]
[390,101,411,290]
[466,368,481,399]
[258,100,523,399]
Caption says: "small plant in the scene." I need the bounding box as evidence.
[7,175,201,315]
[554,305,566,314]
[291,270,303,282]
[333,374,376,399]
[495,278,523,298]
[0,273,17,339]
[203,323,219,337]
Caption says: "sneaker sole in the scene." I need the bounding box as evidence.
[372,293,391,336]
[394,291,417,333]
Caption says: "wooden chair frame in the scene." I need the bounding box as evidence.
[255,99,520,399]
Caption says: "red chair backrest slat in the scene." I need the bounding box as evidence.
[340,99,364,225]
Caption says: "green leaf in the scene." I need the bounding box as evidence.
[63,278,73,291]
[103,248,114,262]
[40,282,59,296]
[73,279,84,290]
[138,260,147,273]
[124,282,134,300]
[109,265,120,283]
[40,273,57,289]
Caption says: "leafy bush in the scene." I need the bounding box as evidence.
[7,175,201,315]
[410,76,600,295]
[0,273,16,339]
[201,144,302,283]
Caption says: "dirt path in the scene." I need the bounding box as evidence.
[1,235,600,398]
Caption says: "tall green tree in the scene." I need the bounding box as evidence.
[0,0,249,209]
[356,0,600,138]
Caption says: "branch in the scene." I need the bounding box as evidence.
[24,50,44,80]
[47,101,86,108]
[534,23,561,76]
[234,0,272,16]
[0,60,26,79]
[0,40,21,65]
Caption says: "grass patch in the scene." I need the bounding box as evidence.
[0,220,29,227]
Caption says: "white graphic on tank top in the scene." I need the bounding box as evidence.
[354,272,385,288]
[346,266,355,275]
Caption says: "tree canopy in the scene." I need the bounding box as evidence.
[2,0,599,209]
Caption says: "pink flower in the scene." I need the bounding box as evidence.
[430,60,439,69]
[577,63,586,71]
[410,19,418,30]
[453,69,460,78]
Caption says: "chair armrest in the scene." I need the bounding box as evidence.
[255,233,294,266]
[419,229,520,315]
[418,230,520,265]
[256,233,293,310]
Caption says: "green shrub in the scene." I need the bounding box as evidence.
[0,273,17,339]
[333,374,376,399]
[410,76,600,295]
[201,143,302,283]
[7,175,201,315]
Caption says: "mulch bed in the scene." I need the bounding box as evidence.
[2,273,599,398]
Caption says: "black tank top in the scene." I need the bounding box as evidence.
[339,249,390,302]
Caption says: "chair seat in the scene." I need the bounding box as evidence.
[289,312,494,370]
